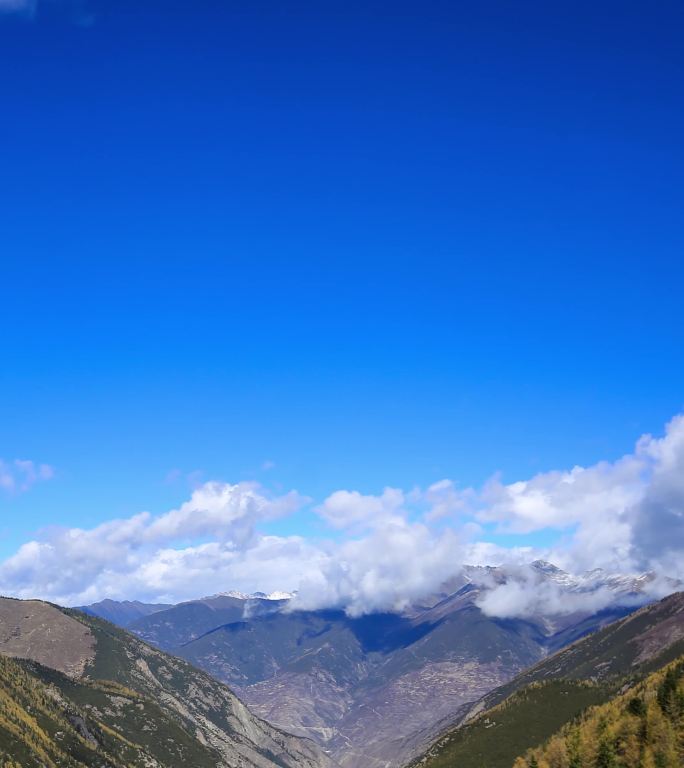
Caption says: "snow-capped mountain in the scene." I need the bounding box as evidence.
[213,589,296,601]
[460,559,676,599]
[529,559,662,593]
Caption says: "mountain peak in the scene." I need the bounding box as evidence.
[212,589,295,601]
[530,559,564,574]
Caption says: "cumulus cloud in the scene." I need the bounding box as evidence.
[478,458,643,536]
[628,416,684,567]
[0,478,469,610]
[2,415,684,615]
[316,487,406,531]
[294,521,463,616]
[143,481,305,547]
[469,414,684,580]
[0,459,54,494]
[0,482,310,605]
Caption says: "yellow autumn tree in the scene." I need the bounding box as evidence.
[514,656,684,768]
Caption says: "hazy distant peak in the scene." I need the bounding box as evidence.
[530,559,565,574]
[211,589,296,601]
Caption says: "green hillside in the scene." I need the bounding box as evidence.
[412,679,610,768]
[414,592,684,768]
[518,655,684,768]
[0,651,210,768]
[0,597,331,768]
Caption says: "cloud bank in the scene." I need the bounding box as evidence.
[2,415,684,615]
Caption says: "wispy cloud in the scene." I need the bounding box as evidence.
[0,0,35,14]
[0,459,54,494]
[0,0,94,25]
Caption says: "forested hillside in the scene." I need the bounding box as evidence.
[517,655,684,768]
[0,597,332,768]
[0,652,169,768]
[415,592,684,768]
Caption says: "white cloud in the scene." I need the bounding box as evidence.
[473,564,630,619]
[0,459,54,494]
[143,481,306,547]
[482,415,684,580]
[0,482,310,605]
[2,415,684,615]
[293,521,463,616]
[477,457,643,536]
[629,415,684,568]
[316,487,406,531]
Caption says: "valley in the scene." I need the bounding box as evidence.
[82,561,665,767]
[1,565,683,767]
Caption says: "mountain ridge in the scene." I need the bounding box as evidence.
[0,595,334,768]
[79,561,671,767]
[413,590,684,768]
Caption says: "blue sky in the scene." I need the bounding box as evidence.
[1,1,683,589]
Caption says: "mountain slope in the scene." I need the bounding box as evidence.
[0,596,333,768]
[114,580,636,767]
[519,654,684,768]
[79,563,664,768]
[127,594,287,650]
[76,599,172,628]
[0,652,223,768]
[414,591,684,768]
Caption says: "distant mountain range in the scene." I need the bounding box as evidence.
[78,592,297,628]
[80,561,675,767]
[77,598,173,627]
[1,563,683,767]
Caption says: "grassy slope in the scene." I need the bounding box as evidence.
[0,601,330,768]
[415,593,684,768]
[65,608,331,768]
[415,680,610,768]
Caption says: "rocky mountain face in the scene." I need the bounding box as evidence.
[83,561,665,768]
[414,590,684,768]
[0,596,333,768]
[122,592,289,650]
